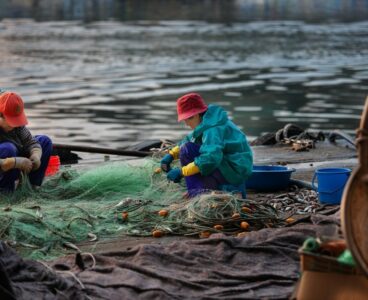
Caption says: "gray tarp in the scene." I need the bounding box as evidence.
[0,213,340,300]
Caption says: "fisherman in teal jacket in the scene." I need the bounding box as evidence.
[161,93,253,198]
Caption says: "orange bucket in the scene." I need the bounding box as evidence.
[45,155,60,176]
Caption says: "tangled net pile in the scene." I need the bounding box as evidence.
[0,158,286,260]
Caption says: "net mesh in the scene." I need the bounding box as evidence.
[0,158,283,260]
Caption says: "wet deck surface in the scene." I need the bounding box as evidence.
[253,141,355,165]
[77,140,356,254]
[255,140,356,181]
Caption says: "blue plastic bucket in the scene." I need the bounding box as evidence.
[246,165,296,192]
[312,168,351,205]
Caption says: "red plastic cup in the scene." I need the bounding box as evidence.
[45,155,60,176]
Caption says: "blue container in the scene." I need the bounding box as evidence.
[312,168,351,205]
[246,165,296,192]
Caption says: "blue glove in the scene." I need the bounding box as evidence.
[161,154,174,172]
[167,168,182,183]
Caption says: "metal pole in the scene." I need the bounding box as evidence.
[53,143,151,157]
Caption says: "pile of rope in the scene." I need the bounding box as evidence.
[250,123,325,151]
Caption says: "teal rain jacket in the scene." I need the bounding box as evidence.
[180,104,253,185]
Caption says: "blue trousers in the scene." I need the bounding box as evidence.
[180,142,246,198]
[179,142,228,197]
[0,135,52,192]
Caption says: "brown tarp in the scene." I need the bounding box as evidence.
[0,242,84,299]
[0,213,340,300]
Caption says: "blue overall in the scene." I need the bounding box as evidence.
[180,142,246,198]
[0,135,52,192]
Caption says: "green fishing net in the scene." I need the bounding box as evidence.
[0,158,282,260]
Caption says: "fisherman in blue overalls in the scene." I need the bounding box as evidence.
[0,91,52,192]
[160,93,253,198]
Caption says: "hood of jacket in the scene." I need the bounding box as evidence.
[192,105,228,138]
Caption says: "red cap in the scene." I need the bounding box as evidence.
[176,93,208,121]
[0,92,28,127]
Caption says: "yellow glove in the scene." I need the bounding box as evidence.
[169,146,180,160]
[29,148,42,171]
[181,162,200,177]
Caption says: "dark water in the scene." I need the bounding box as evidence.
[1,0,368,23]
[0,0,367,149]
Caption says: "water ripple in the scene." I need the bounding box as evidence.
[0,19,367,146]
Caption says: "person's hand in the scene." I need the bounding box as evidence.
[29,148,42,171]
[0,157,32,173]
[167,168,182,183]
[15,157,33,173]
[1,157,16,172]
[30,155,41,171]
[161,154,174,172]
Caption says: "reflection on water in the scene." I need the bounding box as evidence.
[0,6,367,148]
